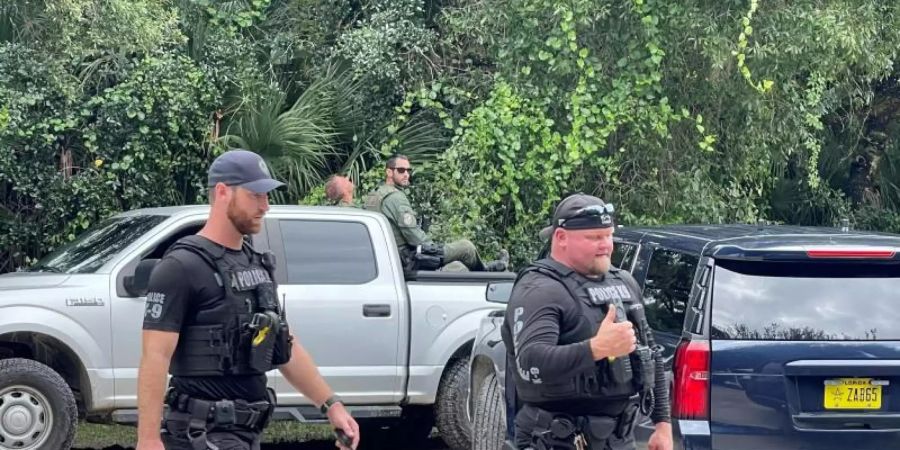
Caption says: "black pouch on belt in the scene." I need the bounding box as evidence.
[582,415,617,448]
[613,402,640,440]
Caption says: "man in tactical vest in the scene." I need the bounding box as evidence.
[500,194,672,450]
[363,154,508,272]
[136,150,359,450]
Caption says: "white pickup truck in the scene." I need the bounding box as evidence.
[0,205,514,450]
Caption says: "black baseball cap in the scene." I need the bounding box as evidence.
[539,193,615,240]
[207,150,285,193]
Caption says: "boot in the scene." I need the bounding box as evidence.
[484,249,510,272]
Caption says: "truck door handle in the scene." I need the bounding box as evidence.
[363,304,391,317]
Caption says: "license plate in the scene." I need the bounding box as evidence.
[824,378,882,410]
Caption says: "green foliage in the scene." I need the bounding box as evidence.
[855,205,900,234]
[0,1,218,272]
[221,63,381,203]
[221,88,336,202]
[4,0,900,274]
[396,0,717,263]
[7,0,183,54]
[83,54,219,207]
[186,0,273,30]
[431,82,567,261]
[734,0,773,94]
[334,0,438,121]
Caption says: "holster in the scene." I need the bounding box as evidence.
[529,411,581,450]
[630,344,654,392]
[414,242,445,270]
[400,243,446,271]
[630,344,657,415]
[271,319,293,366]
[612,401,640,441]
[253,281,292,367]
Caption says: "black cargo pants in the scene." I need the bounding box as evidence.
[162,411,262,450]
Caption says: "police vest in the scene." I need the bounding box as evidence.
[513,259,643,405]
[167,236,291,377]
[363,184,411,249]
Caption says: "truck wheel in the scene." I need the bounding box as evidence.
[0,358,77,450]
[473,373,506,450]
[435,357,472,450]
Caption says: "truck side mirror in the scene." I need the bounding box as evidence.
[485,281,514,304]
[124,258,159,297]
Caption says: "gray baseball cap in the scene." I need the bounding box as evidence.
[207,150,285,193]
[539,193,615,240]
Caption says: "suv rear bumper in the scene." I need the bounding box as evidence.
[677,419,712,450]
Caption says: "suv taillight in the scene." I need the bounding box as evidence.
[673,339,710,420]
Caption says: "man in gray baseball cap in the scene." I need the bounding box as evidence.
[137,149,361,450]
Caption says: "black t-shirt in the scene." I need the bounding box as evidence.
[142,239,268,401]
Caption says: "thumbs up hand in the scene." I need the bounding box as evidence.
[589,307,637,361]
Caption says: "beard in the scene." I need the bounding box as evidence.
[227,198,260,235]
[584,255,611,277]
[392,174,410,188]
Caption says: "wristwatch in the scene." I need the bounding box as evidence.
[319,395,343,415]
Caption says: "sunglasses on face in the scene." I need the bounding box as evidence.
[389,167,413,174]
[558,204,615,228]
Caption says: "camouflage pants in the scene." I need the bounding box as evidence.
[442,239,482,272]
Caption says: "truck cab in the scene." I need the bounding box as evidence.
[0,205,514,450]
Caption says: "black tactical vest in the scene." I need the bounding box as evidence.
[167,236,291,377]
[513,258,643,405]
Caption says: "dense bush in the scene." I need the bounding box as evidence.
[2,0,900,272]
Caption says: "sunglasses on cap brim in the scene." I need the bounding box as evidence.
[557,204,615,229]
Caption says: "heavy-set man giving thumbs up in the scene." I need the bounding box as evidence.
[500,194,672,450]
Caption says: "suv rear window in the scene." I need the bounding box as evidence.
[711,260,900,341]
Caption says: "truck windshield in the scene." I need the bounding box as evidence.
[29,215,167,274]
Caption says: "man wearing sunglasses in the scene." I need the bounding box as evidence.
[364,154,508,272]
[500,194,672,450]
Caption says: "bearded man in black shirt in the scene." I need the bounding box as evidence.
[137,150,358,450]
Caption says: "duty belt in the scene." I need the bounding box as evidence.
[165,388,275,450]
[523,399,640,450]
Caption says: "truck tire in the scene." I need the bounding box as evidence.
[473,373,505,450]
[435,357,472,450]
[0,358,77,450]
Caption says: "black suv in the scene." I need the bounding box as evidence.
[468,225,900,450]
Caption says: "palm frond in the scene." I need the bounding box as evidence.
[1,0,49,43]
[384,112,449,164]
[220,67,354,202]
